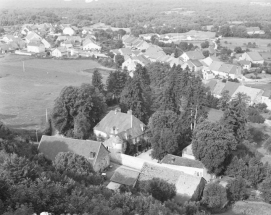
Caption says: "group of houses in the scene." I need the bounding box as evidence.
[39,108,214,203]
[0,23,103,58]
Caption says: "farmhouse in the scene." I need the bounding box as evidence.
[122,55,151,76]
[25,31,42,43]
[38,135,110,172]
[239,60,252,70]
[82,39,101,51]
[260,52,271,63]
[182,59,203,72]
[181,50,205,62]
[161,154,214,182]
[246,27,265,35]
[27,41,45,53]
[231,86,264,105]
[63,26,78,36]
[138,162,206,203]
[239,52,264,64]
[143,45,167,62]
[52,47,68,58]
[93,109,147,146]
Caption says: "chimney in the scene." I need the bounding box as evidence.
[127,109,132,115]
[115,107,121,114]
[140,123,144,132]
[127,110,133,128]
[115,127,119,135]
[111,126,116,134]
[124,132,128,140]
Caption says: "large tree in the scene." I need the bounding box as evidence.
[221,93,248,143]
[202,183,228,209]
[115,54,125,68]
[120,78,149,123]
[92,69,104,93]
[52,84,107,139]
[106,70,127,102]
[192,121,237,175]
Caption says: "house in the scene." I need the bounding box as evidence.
[122,55,151,76]
[2,35,16,43]
[166,57,184,67]
[93,109,147,146]
[60,40,73,49]
[118,47,133,58]
[107,166,140,190]
[221,81,241,97]
[52,47,68,58]
[25,31,42,43]
[246,27,265,35]
[38,135,110,172]
[182,59,203,72]
[144,45,167,62]
[202,70,215,80]
[239,60,252,70]
[138,162,206,203]
[161,154,214,182]
[239,52,264,64]
[211,81,226,98]
[82,39,101,51]
[260,52,271,63]
[27,41,45,53]
[133,40,150,51]
[41,39,52,49]
[181,50,205,62]
[261,90,271,110]
[217,64,242,79]
[201,56,221,67]
[231,86,264,105]
[63,26,77,36]
[139,33,159,41]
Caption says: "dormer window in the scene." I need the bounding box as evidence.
[90,152,96,159]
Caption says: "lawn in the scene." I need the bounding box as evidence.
[0,54,112,130]
[221,37,271,52]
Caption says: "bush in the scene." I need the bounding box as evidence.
[138,178,176,202]
[227,177,248,202]
[247,107,265,123]
[202,183,228,210]
[260,175,271,204]
[0,121,11,139]
[264,138,271,154]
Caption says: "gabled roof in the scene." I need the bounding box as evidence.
[144,45,166,60]
[239,60,251,66]
[246,52,264,61]
[204,79,217,92]
[94,110,145,139]
[218,64,241,75]
[83,38,99,47]
[119,47,132,56]
[231,86,264,103]
[260,52,271,61]
[209,61,224,71]
[262,90,271,98]
[38,135,109,165]
[110,166,140,186]
[221,81,241,96]
[25,31,41,41]
[111,49,120,55]
[182,144,194,157]
[28,41,44,47]
[184,50,205,60]
[201,56,220,67]
[189,59,203,67]
[212,81,226,96]
[134,55,151,65]
[161,154,204,168]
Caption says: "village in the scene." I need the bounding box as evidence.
[1,14,271,214]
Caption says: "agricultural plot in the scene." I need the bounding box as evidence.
[0,54,110,130]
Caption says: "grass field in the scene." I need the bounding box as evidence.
[0,54,112,130]
[221,37,271,52]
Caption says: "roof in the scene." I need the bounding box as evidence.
[28,41,44,47]
[161,154,204,168]
[212,81,226,96]
[201,56,220,67]
[119,47,132,56]
[25,31,41,41]
[263,90,271,98]
[110,166,140,186]
[205,79,217,92]
[189,59,203,67]
[218,64,241,75]
[209,61,224,71]
[239,60,251,65]
[103,135,123,149]
[134,55,151,65]
[260,52,271,61]
[247,52,264,61]
[231,86,264,103]
[144,45,166,60]
[182,144,193,156]
[221,81,241,96]
[184,51,205,60]
[247,27,261,32]
[54,47,68,53]
[38,135,109,165]
[83,38,99,47]
[94,110,145,139]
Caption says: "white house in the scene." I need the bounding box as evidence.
[181,50,205,62]
[52,47,68,58]
[27,41,45,53]
[63,26,76,36]
[25,31,42,43]
[202,70,215,80]
[122,55,150,76]
[239,52,264,64]
[2,35,16,43]
[82,39,101,51]
[239,60,252,70]
[41,39,51,49]
[261,90,271,110]
[231,86,264,105]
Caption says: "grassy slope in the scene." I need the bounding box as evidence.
[0,54,110,130]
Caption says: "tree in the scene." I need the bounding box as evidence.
[234,46,243,53]
[202,50,209,58]
[247,107,265,123]
[115,54,125,68]
[217,90,230,110]
[139,178,176,202]
[52,84,107,138]
[260,175,271,204]
[221,93,248,143]
[148,110,183,160]
[202,183,228,209]
[0,121,11,139]
[120,78,148,123]
[192,121,237,175]
[92,69,104,93]
[201,41,209,49]
[218,25,232,37]
[227,177,248,202]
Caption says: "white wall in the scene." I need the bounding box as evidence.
[94,129,108,138]
[262,96,271,110]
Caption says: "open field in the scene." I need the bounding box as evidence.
[218,201,271,215]
[0,54,111,130]
[221,37,271,52]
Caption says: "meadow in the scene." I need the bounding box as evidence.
[0,54,111,130]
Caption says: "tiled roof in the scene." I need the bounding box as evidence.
[144,45,166,60]
[83,38,98,47]
[134,55,151,65]
[190,59,203,67]
[94,110,145,139]
[239,60,251,65]
[110,166,140,186]
[262,90,271,97]
[260,52,271,61]
[204,79,217,92]
[28,41,43,47]
[161,154,204,168]
[184,51,205,60]
[209,61,224,71]
[212,81,226,96]
[232,86,264,103]
[221,81,241,96]
[247,52,264,61]
[182,144,193,156]
[55,47,68,53]
[218,64,241,75]
[38,135,108,165]
[119,48,132,56]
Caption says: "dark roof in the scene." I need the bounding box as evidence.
[221,81,241,96]
[190,59,203,67]
[239,60,251,65]
[38,135,108,164]
[161,154,204,168]
[110,167,140,186]
[185,51,205,60]
[205,79,217,92]
[260,52,271,61]
[94,110,145,139]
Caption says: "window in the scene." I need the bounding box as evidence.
[90,152,96,158]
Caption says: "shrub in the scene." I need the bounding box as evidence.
[0,121,11,139]
[260,175,271,204]
[247,107,265,123]
[202,183,228,209]
[227,177,248,202]
[264,138,271,154]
